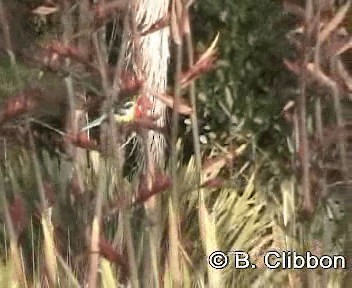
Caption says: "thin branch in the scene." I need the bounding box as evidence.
[184,7,202,183]
[87,163,108,288]
[330,55,349,180]
[299,0,312,215]
[169,1,183,286]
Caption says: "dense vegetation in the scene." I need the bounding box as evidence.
[0,0,351,287]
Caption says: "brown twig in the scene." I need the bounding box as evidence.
[298,0,313,216]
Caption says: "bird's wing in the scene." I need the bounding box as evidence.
[81,114,107,131]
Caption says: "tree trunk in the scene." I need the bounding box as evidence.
[128,0,170,286]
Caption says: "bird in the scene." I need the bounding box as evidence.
[81,100,138,132]
[81,94,154,132]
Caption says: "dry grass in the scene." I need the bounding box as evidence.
[0,0,351,287]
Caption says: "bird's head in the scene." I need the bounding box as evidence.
[113,101,137,123]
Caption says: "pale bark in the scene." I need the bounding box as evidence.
[127,0,170,286]
[128,0,170,171]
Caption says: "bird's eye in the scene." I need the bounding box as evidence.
[123,102,134,109]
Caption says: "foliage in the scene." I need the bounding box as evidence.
[187,0,295,160]
[0,0,351,287]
